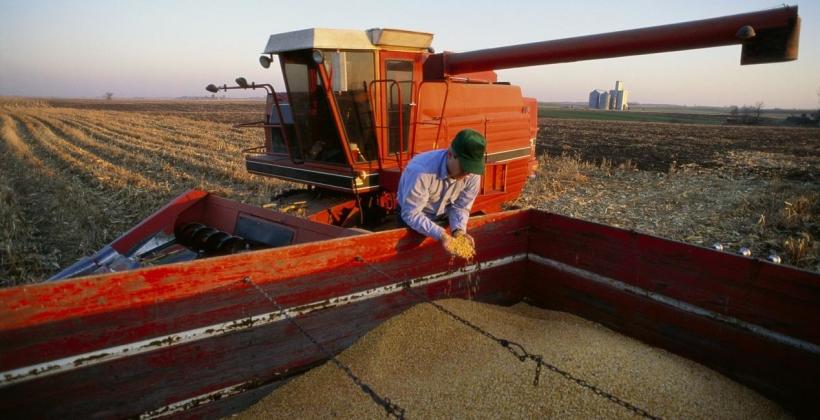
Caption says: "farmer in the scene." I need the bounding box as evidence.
[396,128,486,254]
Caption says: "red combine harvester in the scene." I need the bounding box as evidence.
[2,6,818,419]
[223,6,799,228]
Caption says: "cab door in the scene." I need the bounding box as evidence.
[377,51,422,168]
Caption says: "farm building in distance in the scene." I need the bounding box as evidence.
[589,81,629,111]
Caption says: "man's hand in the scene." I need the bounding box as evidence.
[440,232,455,256]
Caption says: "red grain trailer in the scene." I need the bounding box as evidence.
[2,205,818,418]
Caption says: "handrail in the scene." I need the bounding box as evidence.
[434,80,451,149]
[368,79,411,171]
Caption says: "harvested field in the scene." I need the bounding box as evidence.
[0,98,295,285]
[238,299,789,419]
[515,118,820,272]
[0,98,817,285]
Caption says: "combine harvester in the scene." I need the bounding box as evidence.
[2,6,818,419]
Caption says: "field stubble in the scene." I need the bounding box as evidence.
[517,118,819,271]
[0,99,817,285]
[0,99,295,285]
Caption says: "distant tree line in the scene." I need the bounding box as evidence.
[781,87,820,127]
[727,102,764,125]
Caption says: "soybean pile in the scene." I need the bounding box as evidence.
[237,299,789,419]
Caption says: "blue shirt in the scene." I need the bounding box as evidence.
[397,150,480,240]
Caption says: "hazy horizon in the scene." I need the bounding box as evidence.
[1,0,818,109]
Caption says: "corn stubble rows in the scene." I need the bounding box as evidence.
[1,99,818,284]
[0,100,292,285]
[523,118,819,272]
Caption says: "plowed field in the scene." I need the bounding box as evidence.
[1,98,817,286]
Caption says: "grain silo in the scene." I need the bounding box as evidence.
[598,91,611,110]
[611,80,629,111]
[615,89,629,110]
[588,90,600,108]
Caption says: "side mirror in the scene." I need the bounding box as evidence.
[205,84,219,93]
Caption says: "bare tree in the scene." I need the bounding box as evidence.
[753,101,764,122]
[815,86,819,119]
[103,92,114,100]
[740,105,752,124]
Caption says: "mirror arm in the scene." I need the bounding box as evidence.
[207,83,276,95]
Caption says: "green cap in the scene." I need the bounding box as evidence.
[451,129,486,175]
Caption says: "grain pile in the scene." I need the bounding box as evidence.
[237,299,789,419]
[445,235,476,259]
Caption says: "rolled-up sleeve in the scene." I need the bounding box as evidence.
[398,168,446,241]
[447,175,479,233]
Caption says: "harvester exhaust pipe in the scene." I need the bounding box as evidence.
[424,6,800,78]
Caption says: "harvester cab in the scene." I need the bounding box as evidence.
[253,28,434,176]
[214,26,543,227]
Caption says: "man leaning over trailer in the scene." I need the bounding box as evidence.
[396,129,486,255]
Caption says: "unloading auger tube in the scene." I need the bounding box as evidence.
[423,6,800,78]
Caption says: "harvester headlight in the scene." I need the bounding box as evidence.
[354,170,367,187]
[235,77,249,88]
[259,55,272,69]
[312,50,324,64]
[205,84,219,93]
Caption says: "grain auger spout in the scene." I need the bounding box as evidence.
[423,6,800,78]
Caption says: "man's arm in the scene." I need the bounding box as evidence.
[399,169,446,241]
[447,174,480,233]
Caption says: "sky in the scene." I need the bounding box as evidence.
[1,0,818,109]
